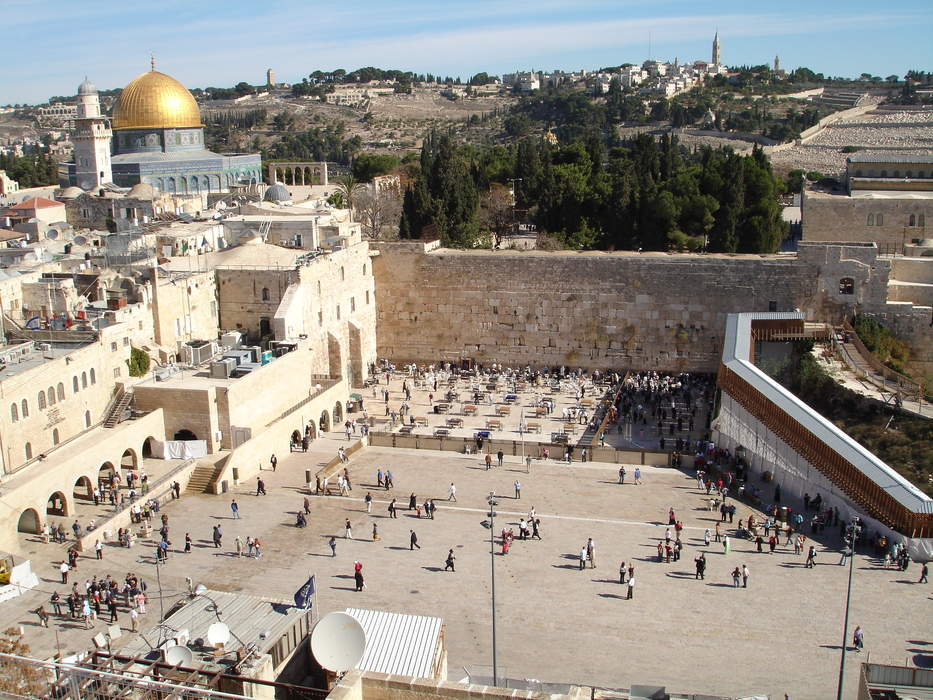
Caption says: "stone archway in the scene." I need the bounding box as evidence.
[142,436,157,458]
[174,429,198,441]
[98,461,115,488]
[74,476,94,502]
[291,430,302,447]
[121,448,138,470]
[17,508,41,534]
[306,420,317,440]
[319,410,330,432]
[333,401,344,425]
[46,491,68,517]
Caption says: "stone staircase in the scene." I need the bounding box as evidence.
[186,461,226,494]
[103,389,134,428]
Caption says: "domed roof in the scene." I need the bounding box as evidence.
[264,184,291,202]
[77,78,96,96]
[112,70,202,131]
[58,186,85,199]
[128,183,156,199]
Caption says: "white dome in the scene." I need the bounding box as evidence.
[77,78,97,96]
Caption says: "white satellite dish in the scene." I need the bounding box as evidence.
[163,645,193,667]
[206,622,231,647]
[310,612,366,673]
[73,235,88,246]
[46,229,59,240]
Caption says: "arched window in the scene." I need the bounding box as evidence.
[877,214,883,226]
[47,387,55,406]
[867,214,874,226]
[25,443,32,460]
[85,410,91,428]
[839,278,855,295]
[21,399,28,418]
[73,376,79,393]
[57,383,65,401]
[920,214,926,227]
[38,392,46,410]
[261,287,270,301]
[893,170,900,178]
[90,369,96,385]
[81,372,87,389]
[52,428,60,445]
[909,214,916,227]
[10,403,18,422]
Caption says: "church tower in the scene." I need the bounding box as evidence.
[712,31,721,65]
[72,78,112,190]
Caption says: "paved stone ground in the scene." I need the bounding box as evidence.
[4,435,931,699]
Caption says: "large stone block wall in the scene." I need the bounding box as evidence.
[371,243,820,372]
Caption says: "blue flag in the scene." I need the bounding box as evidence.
[294,575,315,609]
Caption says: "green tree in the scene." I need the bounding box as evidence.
[127,347,151,377]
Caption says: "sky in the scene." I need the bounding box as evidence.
[4,0,933,105]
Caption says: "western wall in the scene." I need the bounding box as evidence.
[371,241,933,373]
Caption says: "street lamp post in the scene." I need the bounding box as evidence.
[835,516,862,700]
[481,492,499,685]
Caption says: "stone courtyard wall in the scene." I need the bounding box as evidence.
[370,243,820,372]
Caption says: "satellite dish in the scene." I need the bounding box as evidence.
[310,612,366,673]
[73,235,88,246]
[46,229,59,240]
[207,622,230,647]
[163,645,193,667]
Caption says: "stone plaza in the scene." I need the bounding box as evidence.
[4,412,930,699]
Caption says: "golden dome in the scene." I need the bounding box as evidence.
[112,70,202,130]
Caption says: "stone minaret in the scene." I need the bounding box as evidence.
[72,78,112,191]
[774,55,781,73]
[712,31,721,65]
[266,68,275,87]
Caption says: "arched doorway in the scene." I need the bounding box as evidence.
[333,401,343,425]
[121,448,138,470]
[319,410,330,432]
[74,476,94,502]
[291,430,302,445]
[98,461,115,488]
[306,420,317,440]
[142,437,156,458]
[46,492,68,517]
[17,509,41,534]
[174,429,197,441]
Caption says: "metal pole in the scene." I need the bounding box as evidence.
[836,521,856,700]
[489,494,498,686]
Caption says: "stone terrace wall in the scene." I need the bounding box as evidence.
[371,243,819,372]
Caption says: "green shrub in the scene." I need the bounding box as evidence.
[853,315,910,372]
[127,347,151,377]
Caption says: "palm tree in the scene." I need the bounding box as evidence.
[335,174,362,217]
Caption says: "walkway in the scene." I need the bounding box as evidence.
[830,342,929,418]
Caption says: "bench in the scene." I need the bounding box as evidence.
[525,421,541,433]
[463,404,478,415]
[446,417,463,428]
[563,423,576,434]
[414,416,429,426]
[534,406,548,417]
[433,428,450,438]
[486,419,502,430]
[504,394,518,404]
[398,425,414,435]
[435,403,450,414]
[496,405,511,416]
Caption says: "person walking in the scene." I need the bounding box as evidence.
[531,518,541,540]
[329,536,337,557]
[365,492,373,513]
[35,605,50,628]
[108,597,118,623]
[448,483,457,502]
[410,530,420,550]
[514,480,522,499]
[806,545,817,568]
[270,454,277,472]
[354,561,364,591]
[345,519,353,539]
[484,454,492,471]
[256,477,266,496]
[626,574,635,599]
[372,523,379,541]
[618,467,626,484]
[50,591,63,616]
[130,608,139,632]
[497,450,504,467]
[444,549,456,572]
[388,499,397,518]
[853,626,864,652]
[95,540,103,560]
[918,562,928,584]
[704,529,711,546]
[184,532,192,553]
[60,561,69,584]
[303,497,311,515]
[742,564,749,588]
[408,493,417,511]
[579,545,587,571]
[212,525,222,548]
[695,553,706,580]
[619,561,627,584]
[732,566,741,587]
[586,538,596,568]
[230,500,240,519]
[634,468,641,485]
